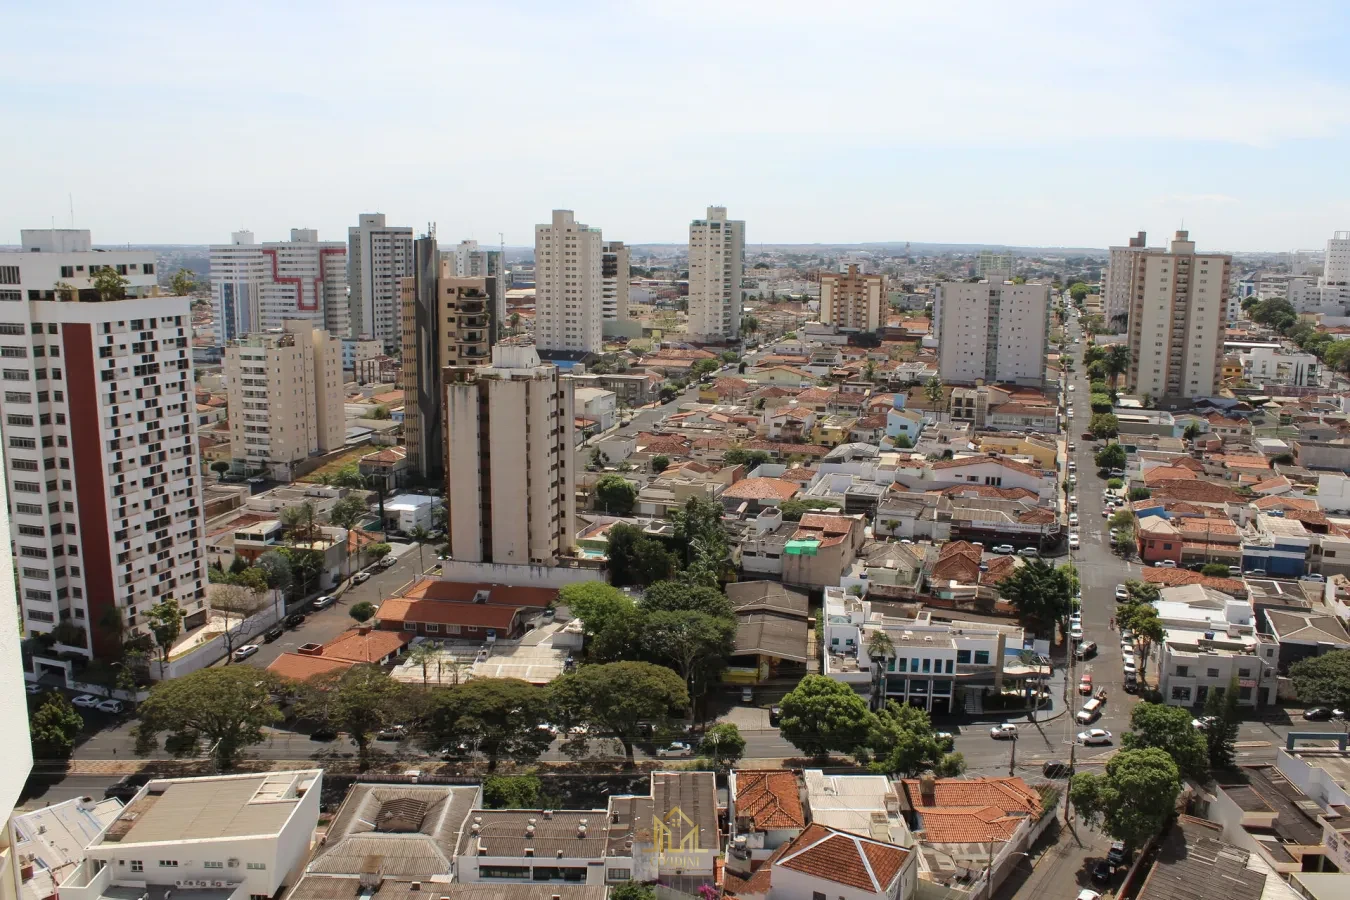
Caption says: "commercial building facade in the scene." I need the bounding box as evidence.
[534,210,603,353]
[935,281,1050,387]
[687,206,745,341]
[1126,230,1231,402]
[348,213,413,348]
[820,264,886,332]
[223,320,344,480]
[444,345,576,565]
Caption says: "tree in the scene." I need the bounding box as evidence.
[30,692,84,759]
[923,375,944,409]
[1094,443,1126,472]
[723,448,770,468]
[349,600,377,623]
[1117,602,1164,680]
[700,722,746,769]
[1203,680,1241,770]
[640,610,735,710]
[1089,392,1113,413]
[328,494,369,577]
[659,386,679,404]
[408,525,432,574]
[778,675,876,760]
[134,667,282,769]
[211,584,267,659]
[690,358,719,379]
[560,581,636,638]
[670,495,730,583]
[303,665,408,769]
[483,775,544,809]
[256,550,293,618]
[998,560,1073,637]
[595,474,637,514]
[549,662,688,767]
[1129,487,1152,501]
[1090,413,1119,439]
[170,268,197,296]
[1183,423,1202,442]
[1069,282,1089,302]
[364,542,392,565]
[1070,748,1180,846]
[778,498,839,522]
[610,885,656,900]
[869,701,960,776]
[280,501,319,542]
[651,455,670,473]
[424,678,554,771]
[642,581,734,619]
[1290,649,1350,710]
[1121,703,1209,781]
[144,599,184,679]
[92,266,129,301]
[741,314,759,335]
[1105,344,1131,387]
[211,460,231,480]
[893,433,913,449]
[606,525,677,588]
[1201,563,1231,577]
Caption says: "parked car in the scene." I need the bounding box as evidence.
[769,706,782,726]
[1154,559,1176,568]
[1069,512,1079,525]
[989,723,1018,740]
[1228,566,1242,576]
[1123,673,1138,693]
[1092,860,1114,884]
[1114,584,1130,601]
[1109,468,1126,477]
[285,613,306,628]
[1304,707,1335,721]
[71,694,100,708]
[263,625,285,642]
[537,723,560,737]
[656,742,694,758]
[352,572,372,585]
[1042,760,1072,778]
[96,699,125,714]
[1079,674,1094,694]
[1248,568,1267,577]
[936,731,956,750]
[24,682,42,695]
[1076,640,1098,660]
[1017,547,1039,558]
[1069,495,1078,508]
[1067,533,1080,550]
[992,544,1015,555]
[1192,715,1217,730]
[1078,729,1113,746]
[232,644,260,662]
[376,725,408,741]
[1300,574,1325,583]
[741,686,753,703]
[104,775,152,802]
[313,594,337,609]
[379,555,398,568]
[1077,890,1102,900]
[1107,841,1131,867]
[310,726,338,741]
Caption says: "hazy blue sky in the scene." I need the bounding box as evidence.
[4,1,1350,251]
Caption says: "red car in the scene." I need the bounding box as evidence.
[1079,674,1093,695]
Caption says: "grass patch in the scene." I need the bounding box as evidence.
[300,447,375,483]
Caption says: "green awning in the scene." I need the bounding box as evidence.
[785,540,820,556]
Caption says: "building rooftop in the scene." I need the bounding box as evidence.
[13,797,124,900]
[726,581,810,618]
[100,771,319,845]
[289,876,607,900]
[453,809,610,860]
[1135,816,1273,900]
[733,771,806,831]
[776,823,910,894]
[309,784,480,877]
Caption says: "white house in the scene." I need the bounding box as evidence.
[1154,584,1280,708]
[724,822,917,900]
[891,455,1057,501]
[58,771,323,900]
[381,493,441,534]
[573,386,617,432]
[11,796,125,900]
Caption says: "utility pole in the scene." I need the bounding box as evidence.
[1065,736,1078,822]
[1008,733,1017,776]
[985,840,995,900]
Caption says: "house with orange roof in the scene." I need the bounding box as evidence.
[266,624,413,683]
[374,595,528,640]
[756,513,866,590]
[723,821,916,900]
[721,476,801,511]
[765,405,816,441]
[728,770,807,866]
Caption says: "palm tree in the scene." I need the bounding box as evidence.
[1104,344,1131,389]
[866,629,895,661]
[280,501,317,542]
[405,641,441,688]
[924,375,944,410]
[408,525,432,574]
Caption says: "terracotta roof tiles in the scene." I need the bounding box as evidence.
[734,770,806,830]
[776,823,909,893]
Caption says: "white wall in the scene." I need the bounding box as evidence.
[0,467,31,818]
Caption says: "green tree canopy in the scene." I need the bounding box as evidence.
[1120,703,1209,781]
[700,722,747,769]
[723,448,770,467]
[423,678,554,771]
[999,560,1073,636]
[869,701,963,776]
[1094,443,1126,471]
[1070,747,1181,846]
[641,581,734,619]
[349,600,377,622]
[301,665,409,769]
[483,775,544,809]
[594,474,637,514]
[651,455,670,473]
[1117,602,1164,679]
[134,667,282,769]
[560,581,636,637]
[606,524,677,588]
[1290,649,1350,710]
[1090,413,1119,438]
[1200,563,1231,577]
[1089,392,1113,413]
[1069,282,1089,302]
[1204,680,1241,770]
[779,675,876,760]
[778,498,839,522]
[169,268,198,296]
[639,610,735,708]
[30,692,84,759]
[549,662,689,767]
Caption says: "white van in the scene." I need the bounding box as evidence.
[1076,697,1104,725]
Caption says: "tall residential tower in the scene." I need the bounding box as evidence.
[1104,231,1151,328]
[936,280,1050,387]
[534,210,603,354]
[687,206,745,342]
[820,264,886,332]
[209,229,347,342]
[348,213,413,348]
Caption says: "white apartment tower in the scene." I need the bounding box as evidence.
[1127,231,1231,401]
[210,229,348,342]
[1289,231,1350,316]
[348,213,413,348]
[224,320,344,481]
[936,280,1050,387]
[820,264,886,332]
[444,345,576,566]
[0,230,207,663]
[1104,231,1151,327]
[976,251,1014,281]
[534,210,604,353]
[687,206,745,341]
[602,240,630,323]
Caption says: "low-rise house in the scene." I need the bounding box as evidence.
[781,513,867,590]
[268,625,413,682]
[892,455,1057,501]
[723,822,917,900]
[1210,766,1343,878]
[801,770,911,845]
[720,476,801,513]
[1134,816,1296,900]
[726,770,807,871]
[765,405,816,441]
[59,771,322,900]
[380,492,441,534]
[1263,607,1350,673]
[813,414,859,448]
[573,387,617,433]
[1242,513,1312,577]
[1155,583,1279,708]
[359,445,410,493]
[725,581,812,682]
[11,797,125,900]
[306,783,481,877]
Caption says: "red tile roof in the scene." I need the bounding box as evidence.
[375,598,523,629]
[902,777,1040,813]
[1143,466,1198,485]
[1149,480,1246,504]
[1142,568,1245,593]
[722,477,801,501]
[734,770,806,830]
[776,823,909,893]
[398,578,557,608]
[932,455,1043,477]
[1253,495,1319,511]
[266,653,354,682]
[320,627,414,663]
[793,514,859,547]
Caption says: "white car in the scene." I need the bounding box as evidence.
[71,694,100,708]
[1068,533,1080,550]
[379,556,398,568]
[537,723,560,736]
[1122,660,1138,674]
[1114,584,1130,601]
[1070,612,1082,624]
[1070,495,1078,508]
[1069,385,1076,392]
[656,742,694,758]
[1192,716,1216,731]
[1069,512,1079,525]
[232,644,260,662]
[1154,559,1177,568]
[96,699,125,714]
[313,594,336,609]
[989,723,1018,740]
[24,682,42,695]
[1070,622,1084,639]
[352,571,372,585]
[1078,729,1113,746]
[1077,891,1103,900]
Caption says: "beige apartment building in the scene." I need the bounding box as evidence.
[535,209,604,353]
[1104,231,1151,327]
[1127,231,1231,402]
[688,206,746,341]
[225,320,344,480]
[444,345,576,566]
[935,280,1050,388]
[820,264,886,332]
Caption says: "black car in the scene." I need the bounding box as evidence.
[769,706,782,727]
[104,774,153,802]
[284,613,306,628]
[1092,860,1114,884]
[263,625,285,643]
[1042,760,1073,778]
[1303,706,1334,721]
[309,726,337,741]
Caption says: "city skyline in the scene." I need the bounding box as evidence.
[4,2,1350,250]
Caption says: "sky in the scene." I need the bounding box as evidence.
[4,1,1350,251]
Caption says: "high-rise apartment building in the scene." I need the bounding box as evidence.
[976,251,1014,281]
[534,210,603,353]
[820,264,886,332]
[936,280,1050,387]
[687,206,745,342]
[1104,231,1151,327]
[601,240,630,324]
[209,229,347,343]
[447,239,507,336]
[402,236,495,479]
[223,320,344,480]
[444,345,575,566]
[348,213,413,348]
[0,230,206,661]
[1288,231,1350,315]
[1126,231,1231,401]
[0,442,31,869]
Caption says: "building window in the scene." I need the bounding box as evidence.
[1176,666,1188,677]
[607,869,632,882]
[1171,687,1192,701]
[974,650,990,665]
[1206,668,1219,678]
[404,622,417,631]
[957,649,971,664]
[1238,668,1251,678]
[246,863,265,870]
[159,861,178,868]
[204,862,223,869]
[130,861,143,872]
